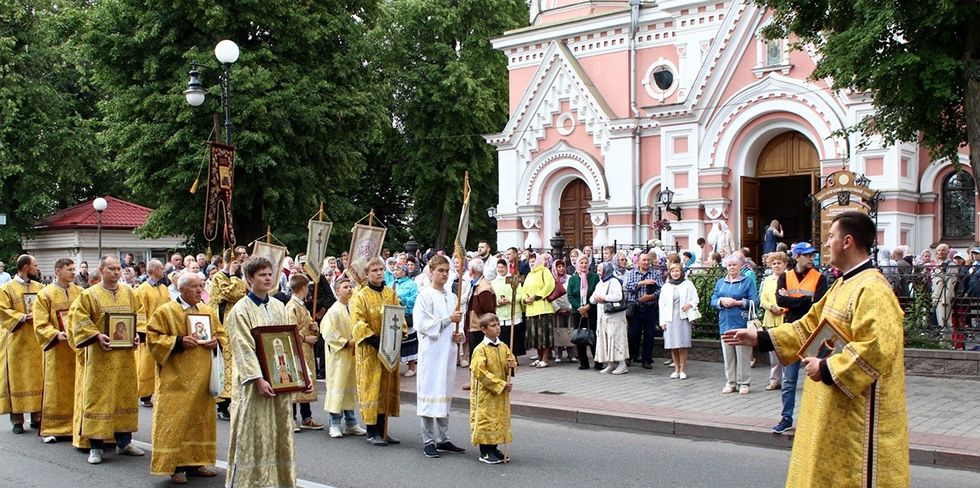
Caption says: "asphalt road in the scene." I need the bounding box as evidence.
[1,384,978,488]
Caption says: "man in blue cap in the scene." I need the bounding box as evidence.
[771,242,828,434]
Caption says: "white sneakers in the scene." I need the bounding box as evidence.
[344,424,367,436]
[329,425,343,438]
[599,364,615,374]
[679,372,687,380]
[722,384,736,394]
[88,449,104,464]
[669,372,679,379]
[116,444,145,456]
[611,362,629,375]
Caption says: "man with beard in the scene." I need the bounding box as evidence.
[0,255,45,433]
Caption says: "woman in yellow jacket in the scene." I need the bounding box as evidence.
[759,251,788,390]
[522,252,556,367]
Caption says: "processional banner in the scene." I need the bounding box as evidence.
[203,142,237,245]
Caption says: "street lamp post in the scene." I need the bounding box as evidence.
[93,197,108,260]
[184,40,240,145]
[657,188,682,249]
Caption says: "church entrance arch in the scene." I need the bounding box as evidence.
[740,131,820,260]
[559,179,593,249]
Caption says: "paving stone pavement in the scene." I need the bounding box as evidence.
[400,356,980,470]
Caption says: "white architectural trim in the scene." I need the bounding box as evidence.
[520,141,609,206]
[919,154,970,193]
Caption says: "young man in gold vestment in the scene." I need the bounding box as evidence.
[134,259,170,408]
[32,258,83,442]
[0,254,45,434]
[350,256,407,446]
[147,272,227,484]
[469,313,515,465]
[225,256,312,488]
[287,273,324,432]
[209,249,246,422]
[724,211,909,488]
[68,256,145,465]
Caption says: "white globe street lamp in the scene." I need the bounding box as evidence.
[93,197,108,260]
[214,40,240,64]
[184,40,240,145]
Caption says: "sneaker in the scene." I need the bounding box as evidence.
[599,364,614,374]
[139,399,153,408]
[663,359,673,365]
[301,418,324,430]
[492,448,509,463]
[293,422,301,433]
[88,448,104,464]
[11,424,24,434]
[679,372,688,380]
[170,472,188,485]
[772,417,794,434]
[554,357,562,363]
[669,372,679,379]
[116,444,145,456]
[217,411,231,421]
[722,384,736,394]
[479,452,503,464]
[344,424,367,436]
[328,425,343,438]
[641,362,653,369]
[404,369,417,378]
[611,364,629,375]
[423,443,440,458]
[366,435,388,446]
[42,436,58,444]
[436,441,466,453]
[739,385,750,395]
[385,435,401,445]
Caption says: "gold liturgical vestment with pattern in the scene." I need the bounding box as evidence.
[321,301,357,413]
[287,297,317,404]
[33,282,82,436]
[225,296,296,488]
[68,284,144,440]
[135,280,170,399]
[770,267,909,488]
[147,300,229,475]
[469,340,514,446]
[0,278,45,415]
[350,286,405,425]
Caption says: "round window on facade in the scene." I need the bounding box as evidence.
[643,60,679,100]
[652,66,674,91]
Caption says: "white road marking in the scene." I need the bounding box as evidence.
[130,440,338,488]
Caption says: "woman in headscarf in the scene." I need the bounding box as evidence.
[613,251,631,282]
[591,262,628,374]
[523,252,556,367]
[550,257,574,363]
[393,264,419,377]
[567,254,599,370]
[659,263,698,379]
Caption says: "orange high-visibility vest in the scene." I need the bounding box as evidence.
[786,268,821,298]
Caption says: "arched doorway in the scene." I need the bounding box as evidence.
[559,179,593,249]
[741,131,819,260]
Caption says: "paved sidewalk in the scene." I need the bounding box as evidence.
[400,358,980,471]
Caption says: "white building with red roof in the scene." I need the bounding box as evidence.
[22,196,183,276]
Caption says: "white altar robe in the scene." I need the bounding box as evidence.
[415,286,459,418]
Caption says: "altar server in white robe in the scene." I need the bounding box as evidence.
[415,255,467,458]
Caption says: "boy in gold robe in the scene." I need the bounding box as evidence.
[210,250,246,421]
[287,272,323,431]
[351,256,407,446]
[0,254,44,434]
[225,256,312,488]
[32,258,83,442]
[321,277,366,438]
[724,211,909,488]
[147,272,226,484]
[68,256,145,464]
[134,259,170,408]
[469,313,515,465]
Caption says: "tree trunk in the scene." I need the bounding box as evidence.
[436,207,449,249]
[964,24,980,189]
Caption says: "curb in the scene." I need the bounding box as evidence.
[399,390,980,472]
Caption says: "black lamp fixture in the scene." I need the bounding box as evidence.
[855,173,871,188]
[184,39,240,145]
[657,187,682,220]
[404,236,419,255]
[486,207,497,219]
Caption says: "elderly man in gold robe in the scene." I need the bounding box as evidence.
[225,256,312,488]
[351,256,407,446]
[135,259,170,408]
[147,272,226,484]
[724,211,909,488]
[0,254,45,434]
[32,258,83,443]
[68,255,145,465]
[209,249,246,421]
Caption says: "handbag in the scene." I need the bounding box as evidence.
[570,317,596,347]
[209,345,226,398]
[553,315,575,348]
[685,306,702,323]
[746,299,762,332]
[546,280,567,302]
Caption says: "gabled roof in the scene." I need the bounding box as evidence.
[37,196,153,230]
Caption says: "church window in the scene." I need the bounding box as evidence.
[942,170,976,240]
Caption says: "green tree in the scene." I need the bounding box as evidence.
[0,0,114,259]
[758,0,980,184]
[374,0,527,249]
[78,0,387,254]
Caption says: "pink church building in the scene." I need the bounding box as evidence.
[487,0,979,258]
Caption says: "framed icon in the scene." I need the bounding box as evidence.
[797,318,853,361]
[56,309,68,332]
[346,224,386,284]
[22,293,38,315]
[105,313,136,348]
[186,313,213,344]
[251,241,288,290]
[251,325,311,394]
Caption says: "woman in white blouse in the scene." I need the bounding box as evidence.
[659,263,699,379]
[590,262,629,375]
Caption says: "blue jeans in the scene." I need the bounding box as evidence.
[780,360,802,420]
[628,305,658,364]
[89,432,132,449]
[329,410,357,427]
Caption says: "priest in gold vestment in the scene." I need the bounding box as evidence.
[32,258,83,441]
[0,254,44,434]
[350,257,407,446]
[135,259,170,407]
[724,211,909,488]
[68,256,146,464]
[147,273,226,484]
[225,256,310,488]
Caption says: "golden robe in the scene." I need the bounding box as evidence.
[210,271,246,321]
[135,280,170,399]
[350,286,406,425]
[68,284,144,440]
[63,302,90,448]
[287,297,317,404]
[321,301,356,413]
[147,300,229,475]
[0,278,45,415]
[469,340,514,445]
[770,267,909,488]
[32,282,82,436]
[225,296,296,488]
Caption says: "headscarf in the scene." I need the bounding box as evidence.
[551,258,568,286]
[600,262,616,282]
[613,251,629,275]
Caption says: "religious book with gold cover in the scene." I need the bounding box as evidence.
[797,318,853,360]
